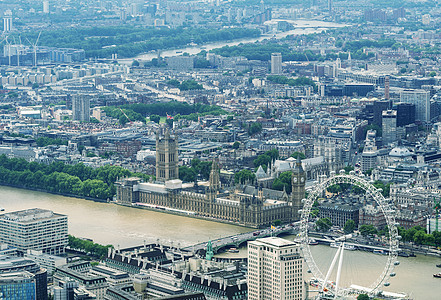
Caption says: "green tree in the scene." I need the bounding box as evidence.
[359,224,377,237]
[272,171,292,194]
[344,165,354,174]
[234,169,256,184]
[191,159,212,180]
[316,218,332,232]
[373,180,391,197]
[327,184,342,194]
[343,219,356,234]
[414,230,425,246]
[253,154,271,170]
[150,114,160,124]
[357,294,369,300]
[290,151,305,159]
[179,166,197,182]
[273,219,282,226]
[248,122,262,135]
[232,141,240,149]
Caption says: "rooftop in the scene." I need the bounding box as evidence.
[254,236,297,248]
[0,208,66,223]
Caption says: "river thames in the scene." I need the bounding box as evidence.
[0,185,440,299]
[119,19,348,64]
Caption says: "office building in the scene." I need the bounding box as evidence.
[248,237,303,300]
[3,10,12,32]
[395,102,416,127]
[156,128,179,181]
[271,53,282,75]
[166,56,194,71]
[382,110,397,145]
[384,75,390,99]
[0,272,37,300]
[24,249,66,275]
[0,208,68,255]
[53,278,97,300]
[400,89,430,122]
[72,94,90,122]
[372,100,392,126]
[0,256,48,300]
[54,261,108,300]
[361,130,378,173]
[319,203,361,227]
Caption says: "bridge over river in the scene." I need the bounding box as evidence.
[182,224,298,254]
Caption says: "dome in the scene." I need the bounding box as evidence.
[389,146,413,157]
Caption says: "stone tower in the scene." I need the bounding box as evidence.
[208,160,220,197]
[156,127,179,182]
[291,156,305,221]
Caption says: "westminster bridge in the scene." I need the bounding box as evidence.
[182,223,299,255]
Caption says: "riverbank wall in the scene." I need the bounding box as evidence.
[0,183,108,203]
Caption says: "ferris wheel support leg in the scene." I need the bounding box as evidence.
[322,245,341,294]
[335,243,345,297]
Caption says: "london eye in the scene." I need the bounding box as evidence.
[298,172,400,299]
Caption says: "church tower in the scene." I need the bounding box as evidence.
[291,156,305,221]
[156,127,179,182]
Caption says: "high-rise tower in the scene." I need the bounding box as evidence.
[271,53,282,74]
[248,237,304,300]
[291,156,305,221]
[43,1,50,14]
[72,94,90,122]
[155,128,179,182]
[3,10,12,32]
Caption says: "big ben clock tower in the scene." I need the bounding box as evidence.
[291,156,305,221]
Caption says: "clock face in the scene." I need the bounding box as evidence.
[293,177,297,183]
[301,177,305,183]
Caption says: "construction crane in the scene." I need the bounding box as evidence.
[26,31,41,67]
[1,36,11,66]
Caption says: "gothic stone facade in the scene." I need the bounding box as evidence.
[116,162,305,228]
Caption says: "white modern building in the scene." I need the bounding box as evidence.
[271,53,282,75]
[0,208,68,255]
[400,89,430,122]
[24,249,66,275]
[248,237,303,300]
[43,0,50,14]
[3,10,12,32]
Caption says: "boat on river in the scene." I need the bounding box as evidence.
[228,247,239,253]
[436,264,441,268]
[330,242,355,250]
[308,238,319,245]
[433,272,441,278]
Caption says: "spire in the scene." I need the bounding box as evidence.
[293,155,304,174]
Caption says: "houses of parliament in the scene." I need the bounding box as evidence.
[115,128,305,228]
